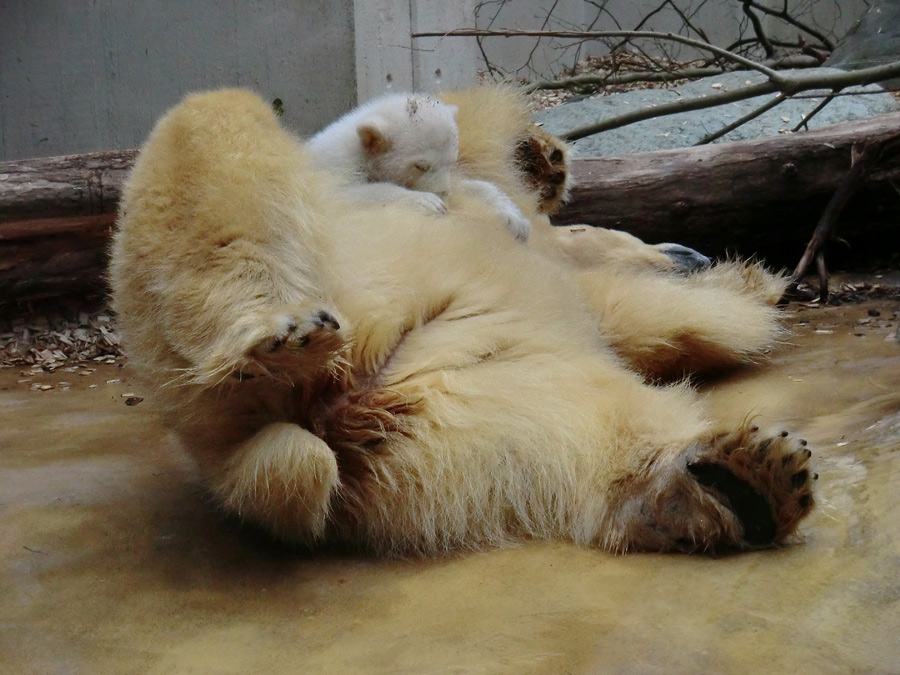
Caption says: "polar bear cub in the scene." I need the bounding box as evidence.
[307,93,532,240]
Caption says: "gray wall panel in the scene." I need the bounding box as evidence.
[0,0,356,160]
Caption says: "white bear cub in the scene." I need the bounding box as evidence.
[307,93,531,241]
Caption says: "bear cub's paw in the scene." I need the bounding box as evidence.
[687,425,815,548]
[405,190,448,215]
[498,203,532,242]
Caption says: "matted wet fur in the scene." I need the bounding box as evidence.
[110,86,814,555]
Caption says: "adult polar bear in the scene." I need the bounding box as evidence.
[110,87,814,555]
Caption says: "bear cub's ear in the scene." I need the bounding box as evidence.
[357,121,391,156]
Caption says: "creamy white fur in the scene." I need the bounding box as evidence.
[110,88,812,555]
[307,92,531,239]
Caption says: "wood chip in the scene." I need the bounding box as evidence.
[0,303,124,371]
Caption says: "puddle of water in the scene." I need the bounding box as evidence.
[1,300,899,673]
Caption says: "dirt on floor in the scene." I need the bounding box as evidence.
[1,287,899,674]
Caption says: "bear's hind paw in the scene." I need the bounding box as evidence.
[688,426,815,548]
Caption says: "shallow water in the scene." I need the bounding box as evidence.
[1,298,898,674]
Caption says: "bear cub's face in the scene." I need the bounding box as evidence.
[356,96,460,197]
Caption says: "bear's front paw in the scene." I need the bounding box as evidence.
[254,308,341,353]
[242,306,345,378]
[687,425,815,547]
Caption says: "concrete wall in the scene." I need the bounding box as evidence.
[458,0,873,81]
[359,0,872,96]
[0,0,356,160]
[0,0,874,161]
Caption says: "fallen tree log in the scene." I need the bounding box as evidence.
[2,114,900,303]
[0,150,137,302]
[554,112,900,263]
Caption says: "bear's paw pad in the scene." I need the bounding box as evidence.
[687,426,815,547]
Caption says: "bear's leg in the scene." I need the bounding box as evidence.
[605,423,814,553]
[211,422,339,542]
[575,260,786,380]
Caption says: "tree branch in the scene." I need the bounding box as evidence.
[789,132,900,300]
[524,54,820,94]
[741,1,775,58]
[412,29,788,83]
[695,92,788,145]
[525,66,725,93]
[559,59,900,141]
[791,90,840,132]
[736,0,835,51]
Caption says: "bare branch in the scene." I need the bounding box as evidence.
[521,0,564,79]
[789,136,900,300]
[473,1,508,78]
[741,1,775,58]
[791,90,840,132]
[412,29,788,82]
[561,58,900,141]
[524,66,726,93]
[736,0,836,51]
[561,80,781,141]
[609,0,670,54]
[667,0,714,45]
[524,54,820,94]
[695,93,788,145]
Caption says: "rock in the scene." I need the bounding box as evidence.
[827,0,900,70]
[535,68,899,157]
[826,0,900,88]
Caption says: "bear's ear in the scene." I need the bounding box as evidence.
[357,121,390,156]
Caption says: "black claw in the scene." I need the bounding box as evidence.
[780,430,789,437]
[799,439,808,446]
[315,310,340,331]
[750,425,759,433]
[805,449,812,458]
[813,473,819,481]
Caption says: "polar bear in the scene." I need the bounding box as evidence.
[307,92,531,240]
[109,86,814,555]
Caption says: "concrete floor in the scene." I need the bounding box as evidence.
[2,297,899,674]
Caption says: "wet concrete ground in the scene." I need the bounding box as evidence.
[2,297,899,674]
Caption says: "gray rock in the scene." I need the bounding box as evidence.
[826,0,900,88]
[827,0,900,71]
[535,68,899,157]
